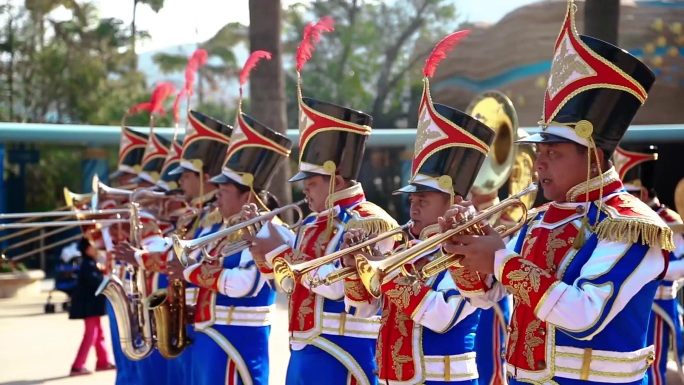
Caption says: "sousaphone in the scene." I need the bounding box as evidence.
[466,91,537,224]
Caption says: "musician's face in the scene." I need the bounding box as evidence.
[535,143,594,203]
[117,172,137,187]
[179,171,201,199]
[408,191,451,235]
[216,183,250,219]
[136,180,154,188]
[302,175,330,212]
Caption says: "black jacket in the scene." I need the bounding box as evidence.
[68,257,107,319]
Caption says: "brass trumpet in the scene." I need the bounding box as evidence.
[272,222,412,295]
[173,199,308,267]
[353,183,538,298]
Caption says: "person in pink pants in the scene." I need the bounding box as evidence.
[68,237,115,376]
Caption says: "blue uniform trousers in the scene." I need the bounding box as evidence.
[167,325,195,385]
[285,334,377,385]
[191,324,270,385]
[647,299,684,385]
[106,300,140,385]
[475,297,509,385]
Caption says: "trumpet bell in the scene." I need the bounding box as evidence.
[503,129,538,224]
[63,187,93,208]
[467,91,518,195]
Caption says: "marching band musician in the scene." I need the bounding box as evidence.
[339,30,498,385]
[98,123,149,385]
[439,2,670,385]
[246,16,398,385]
[613,144,684,385]
[114,108,231,385]
[178,50,292,385]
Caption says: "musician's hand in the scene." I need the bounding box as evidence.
[341,229,367,267]
[164,259,188,281]
[112,242,138,265]
[437,197,474,233]
[243,221,286,268]
[240,203,259,221]
[441,223,504,274]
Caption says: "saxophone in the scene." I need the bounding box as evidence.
[95,202,154,361]
[144,202,213,358]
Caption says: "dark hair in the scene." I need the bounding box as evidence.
[228,182,281,211]
[78,237,92,258]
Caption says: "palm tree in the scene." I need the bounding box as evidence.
[152,23,243,105]
[248,0,292,208]
[583,0,620,45]
[131,0,164,69]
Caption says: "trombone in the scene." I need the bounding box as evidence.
[352,183,538,298]
[173,199,308,267]
[271,222,412,295]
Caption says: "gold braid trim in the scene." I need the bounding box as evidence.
[594,218,675,252]
[344,203,400,241]
[200,207,223,229]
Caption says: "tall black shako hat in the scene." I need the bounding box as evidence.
[290,16,372,183]
[168,110,232,178]
[613,144,658,195]
[133,132,172,185]
[518,0,655,158]
[110,126,148,179]
[210,51,293,193]
[394,30,495,198]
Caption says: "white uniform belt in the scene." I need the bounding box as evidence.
[320,311,380,339]
[506,345,655,383]
[185,287,198,306]
[213,305,275,327]
[655,284,677,300]
[423,352,478,383]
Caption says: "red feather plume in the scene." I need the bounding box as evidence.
[240,50,272,87]
[127,102,151,115]
[149,82,176,115]
[296,16,335,72]
[423,30,471,78]
[172,88,187,125]
[185,48,209,94]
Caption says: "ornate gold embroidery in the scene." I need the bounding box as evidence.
[544,227,568,273]
[376,308,389,374]
[391,310,413,379]
[385,276,423,309]
[523,319,544,369]
[415,106,445,154]
[449,266,476,289]
[508,316,519,361]
[547,33,597,99]
[196,263,223,287]
[344,279,369,301]
[296,292,315,330]
[504,259,551,307]
[521,234,538,261]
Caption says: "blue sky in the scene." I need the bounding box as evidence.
[86,0,541,52]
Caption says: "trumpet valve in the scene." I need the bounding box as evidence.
[272,258,296,295]
[354,255,383,299]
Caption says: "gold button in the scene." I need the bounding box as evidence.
[501,350,506,359]
[507,326,512,333]
[538,328,546,336]
[575,206,585,214]
[536,360,547,370]
[647,352,655,366]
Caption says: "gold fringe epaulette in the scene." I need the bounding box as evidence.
[597,195,675,252]
[345,202,401,241]
[200,207,223,229]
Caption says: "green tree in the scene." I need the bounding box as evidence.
[283,0,459,127]
[249,0,292,210]
[131,0,164,69]
[152,23,242,106]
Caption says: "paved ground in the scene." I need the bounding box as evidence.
[0,281,290,385]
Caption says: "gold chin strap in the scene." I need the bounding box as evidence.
[323,161,337,241]
[238,172,269,213]
[571,121,604,250]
